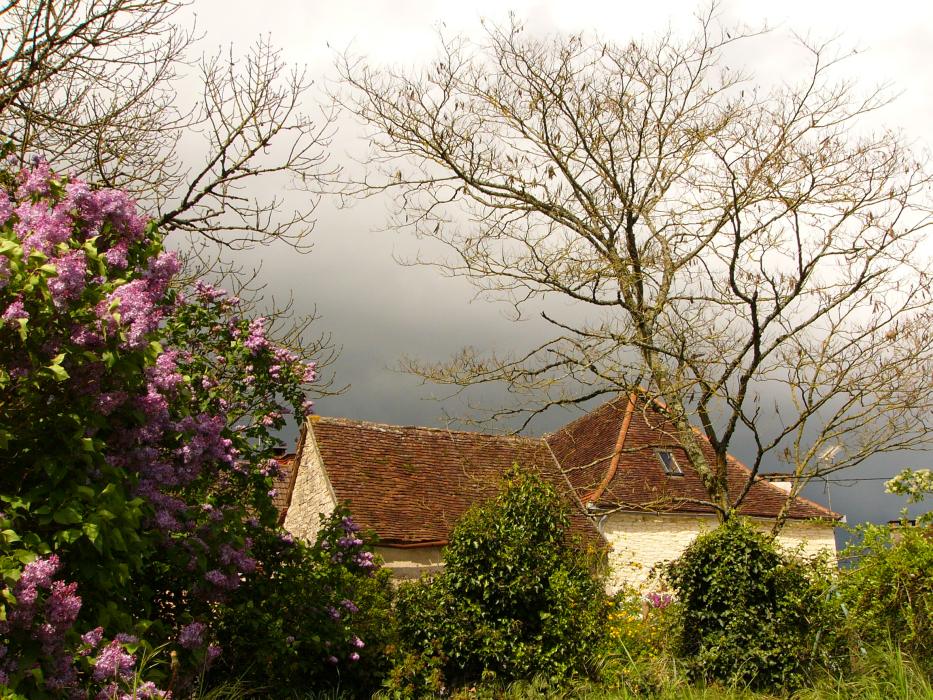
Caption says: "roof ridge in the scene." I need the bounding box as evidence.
[584,391,637,504]
[310,415,544,442]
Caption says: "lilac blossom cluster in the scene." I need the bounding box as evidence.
[0,556,81,689]
[1,161,319,694]
[0,556,168,696]
[321,516,376,572]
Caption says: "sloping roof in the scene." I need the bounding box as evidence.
[545,393,837,520]
[305,417,606,548]
[271,453,297,523]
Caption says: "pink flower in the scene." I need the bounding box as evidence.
[47,249,87,306]
[91,640,135,682]
[81,626,105,648]
[15,201,72,255]
[2,297,29,322]
[16,158,53,198]
[0,192,13,225]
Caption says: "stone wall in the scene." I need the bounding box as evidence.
[600,511,837,593]
[283,424,338,542]
[374,545,445,581]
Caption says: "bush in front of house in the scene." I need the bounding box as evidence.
[207,506,395,697]
[662,518,845,691]
[384,467,608,696]
[837,522,933,672]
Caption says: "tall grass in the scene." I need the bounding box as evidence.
[194,644,930,699]
[796,644,932,700]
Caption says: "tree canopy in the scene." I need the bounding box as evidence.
[338,9,933,522]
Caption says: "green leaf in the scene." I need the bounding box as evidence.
[83,522,102,550]
[53,506,82,525]
[57,528,83,544]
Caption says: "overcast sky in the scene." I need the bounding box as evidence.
[178,0,933,528]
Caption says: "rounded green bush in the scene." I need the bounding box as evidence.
[663,518,844,691]
[388,467,608,695]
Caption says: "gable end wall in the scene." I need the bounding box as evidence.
[283,425,338,542]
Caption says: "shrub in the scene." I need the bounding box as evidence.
[0,159,320,695]
[662,519,844,691]
[207,508,395,697]
[838,522,933,671]
[387,467,608,695]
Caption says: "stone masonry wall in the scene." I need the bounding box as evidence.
[601,512,837,593]
[374,546,445,581]
[283,425,338,542]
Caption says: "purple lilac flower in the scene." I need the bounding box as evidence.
[72,324,103,348]
[0,192,13,225]
[0,256,10,289]
[243,317,268,354]
[15,201,72,255]
[45,580,81,629]
[92,640,135,682]
[204,570,226,587]
[103,240,129,268]
[47,249,87,306]
[178,621,207,649]
[206,644,222,662]
[17,554,60,591]
[351,635,365,649]
[44,653,78,691]
[16,159,52,198]
[342,600,359,614]
[2,297,28,322]
[82,626,105,648]
[147,351,183,393]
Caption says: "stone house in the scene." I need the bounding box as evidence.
[273,393,838,591]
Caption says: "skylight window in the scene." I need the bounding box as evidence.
[657,450,684,476]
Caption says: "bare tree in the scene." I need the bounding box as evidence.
[1,0,333,249]
[337,8,933,524]
[1,0,339,388]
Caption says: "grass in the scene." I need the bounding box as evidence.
[194,645,931,699]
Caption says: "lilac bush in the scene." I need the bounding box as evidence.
[0,159,325,695]
[207,507,395,696]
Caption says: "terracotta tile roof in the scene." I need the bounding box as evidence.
[271,453,298,522]
[545,394,837,521]
[307,418,606,549]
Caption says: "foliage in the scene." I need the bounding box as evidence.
[0,160,328,695]
[837,523,933,670]
[885,468,933,526]
[386,468,608,695]
[601,589,680,696]
[207,507,394,698]
[662,520,845,691]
